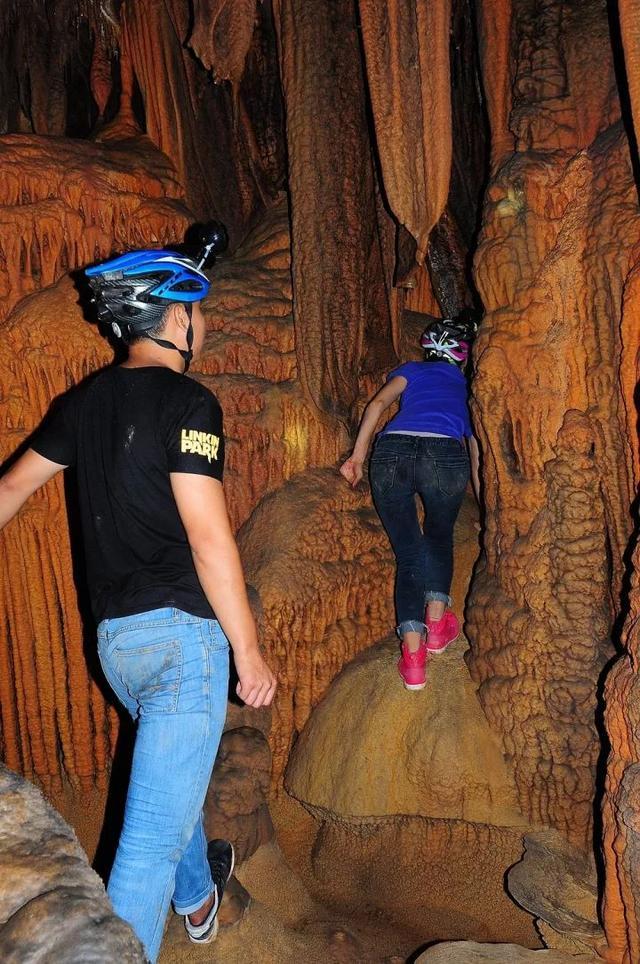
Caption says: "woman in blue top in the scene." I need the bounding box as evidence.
[340,313,480,691]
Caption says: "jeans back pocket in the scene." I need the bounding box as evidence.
[369,456,398,498]
[433,457,470,498]
[116,637,183,714]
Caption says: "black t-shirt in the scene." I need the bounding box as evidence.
[31,366,225,622]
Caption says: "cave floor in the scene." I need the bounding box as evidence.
[159,834,417,963]
[50,780,421,962]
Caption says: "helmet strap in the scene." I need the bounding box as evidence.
[143,304,194,372]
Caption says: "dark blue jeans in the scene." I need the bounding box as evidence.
[370,434,470,635]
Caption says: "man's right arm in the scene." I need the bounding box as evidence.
[170,471,276,709]
[0,450,68,530]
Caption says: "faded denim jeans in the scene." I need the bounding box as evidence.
[370,434,470,636]
[97,607,229,962]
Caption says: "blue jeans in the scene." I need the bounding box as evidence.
[97,607,229,963]
[370,434,470,635]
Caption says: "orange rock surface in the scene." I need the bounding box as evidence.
[358,0,452,263]
[122,0,285,240]
[466,0,639,848]
[0,134,190,321]
[272,0,397,427]
[600,5,640,962]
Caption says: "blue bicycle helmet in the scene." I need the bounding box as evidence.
[85,222,228,371]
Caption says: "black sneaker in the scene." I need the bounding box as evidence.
[184,839,235,945]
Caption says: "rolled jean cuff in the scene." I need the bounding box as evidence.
[397,619,426,638]
[425,591,451,606]
[173,883,214,917]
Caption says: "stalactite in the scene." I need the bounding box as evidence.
[271,0,396,427]
[476,0,514,170]
[358,0,452,264]
[189,0,259,85]
[122,0,285,240]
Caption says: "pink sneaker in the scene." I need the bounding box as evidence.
[397,641,428,690]
[425,610,460,654]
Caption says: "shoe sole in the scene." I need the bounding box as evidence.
[426,631,460,654]
[403,680,426,691]
[186,843,236,945]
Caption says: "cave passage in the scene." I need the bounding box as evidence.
[1,1,640,962]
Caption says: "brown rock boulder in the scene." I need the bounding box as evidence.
[507,830,603,956]
[279,632,537,944]
[0,764,144,962]
[205,726,273,866]
[285,635,525,827]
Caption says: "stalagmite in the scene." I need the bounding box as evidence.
[466,0,638,845]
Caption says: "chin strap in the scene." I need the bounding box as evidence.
[144,304,194,372]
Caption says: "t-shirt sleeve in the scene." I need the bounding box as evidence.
[164,386,225,481]
[30,392,77,467]
[386,362,413,383]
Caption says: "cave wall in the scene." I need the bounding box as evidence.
[600,4,640,962]
[2,20,640,963]
[464,0,640,848]
[0,137,193,789]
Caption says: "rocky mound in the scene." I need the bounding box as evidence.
[0,764,144,962]
[285,634,525,827]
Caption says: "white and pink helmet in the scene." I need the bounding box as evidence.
[420,311,479,366]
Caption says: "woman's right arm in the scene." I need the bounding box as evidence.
[339,376,406,487]
[467,434,481,504]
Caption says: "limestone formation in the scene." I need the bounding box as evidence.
[204,726,273,865]
[2,3,640,960]
[196,199,349,533]
[507,831,604,957]
[121,0,285,236]
[601,569,640,963]
[466,0,639,847]
[0,764,144,962]
[275,497,537,945]
[272,0,397,428]
[285,636,525,828]
[0,134,191,321]
[358,0,452,264]
[238,467,398,786]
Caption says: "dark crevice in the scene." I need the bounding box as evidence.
[606,0,640,199]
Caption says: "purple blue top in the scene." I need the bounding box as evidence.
[381,361,473,440]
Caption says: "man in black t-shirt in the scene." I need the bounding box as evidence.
[0,239,276,962]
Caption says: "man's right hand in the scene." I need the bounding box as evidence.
[234,647,277,708]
